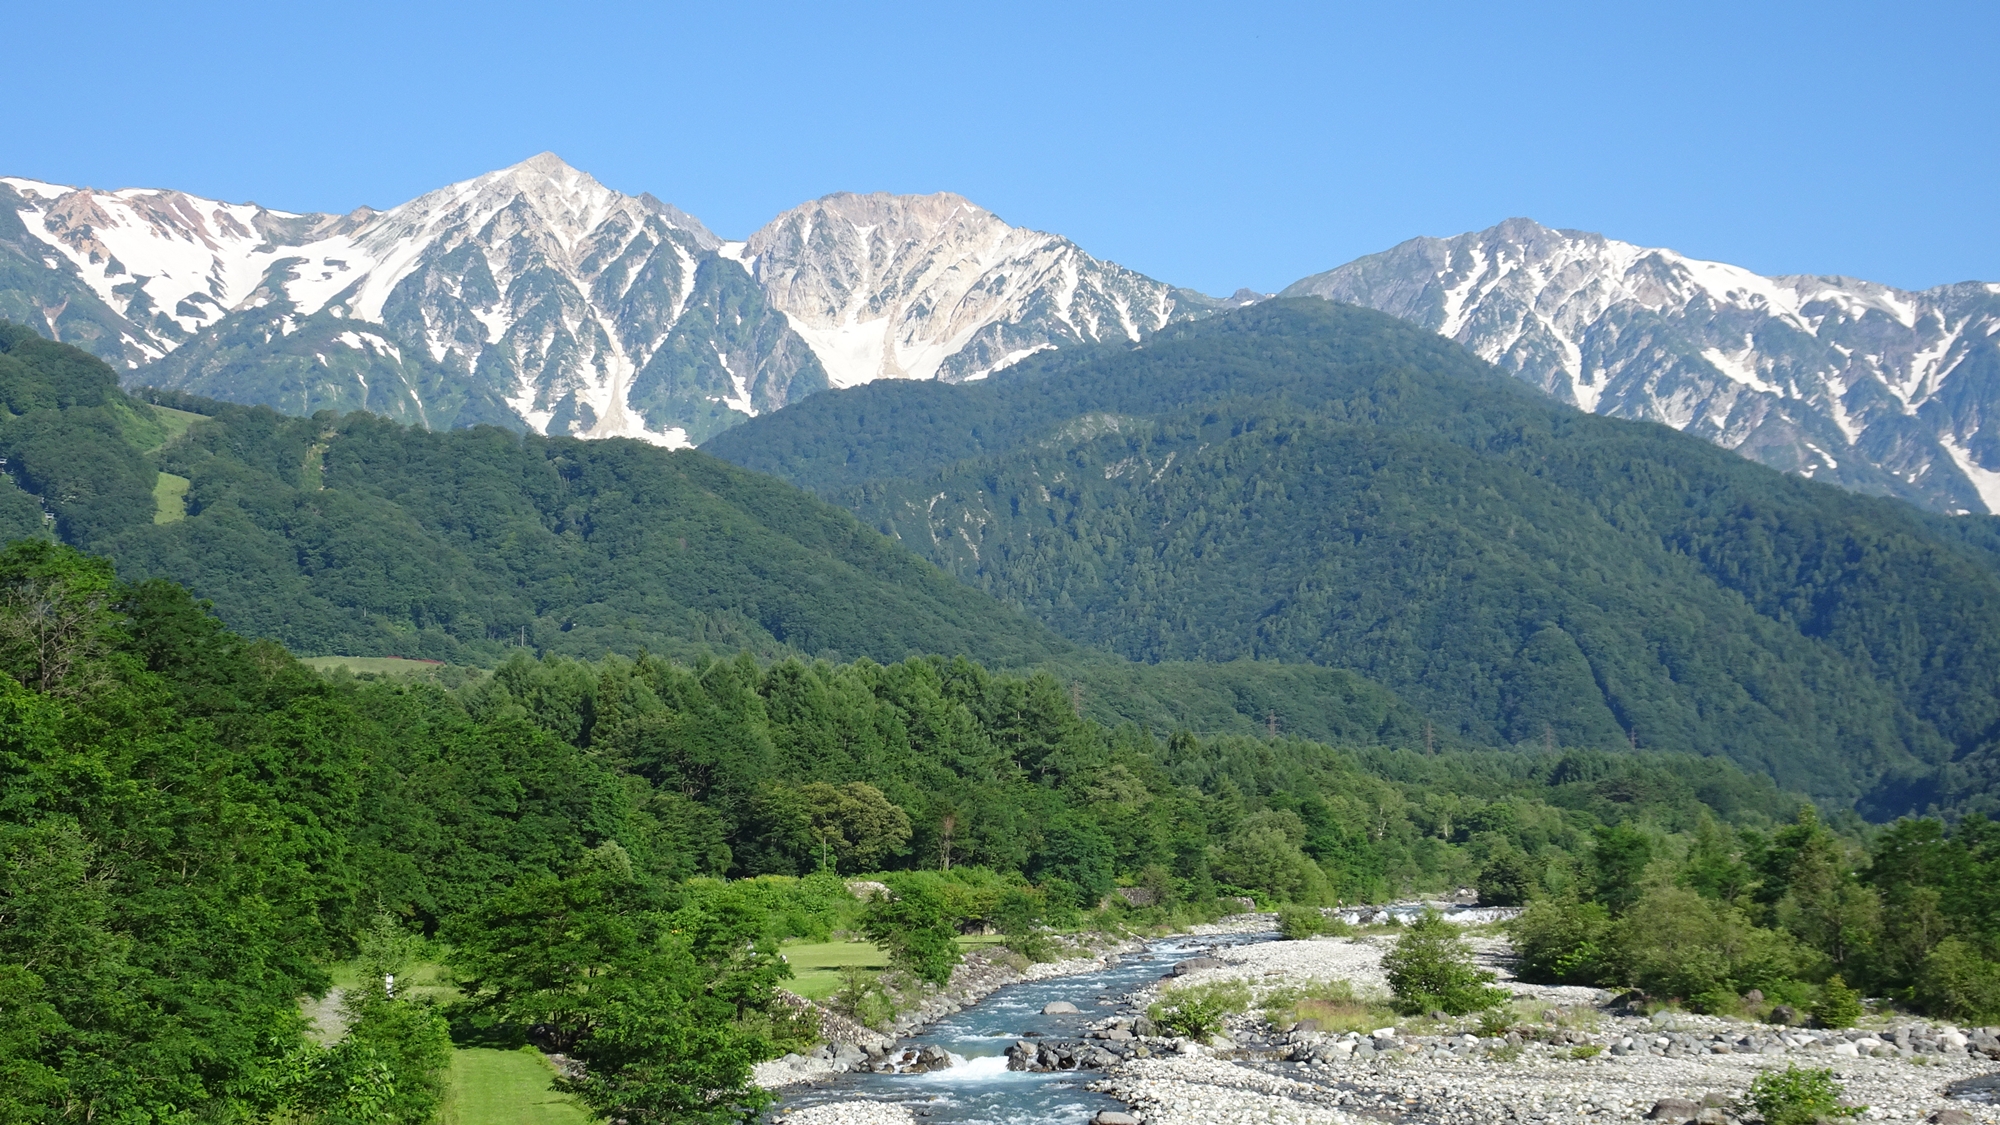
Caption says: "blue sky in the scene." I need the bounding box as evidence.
[11,1,1995,295]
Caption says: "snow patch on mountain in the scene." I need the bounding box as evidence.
[1284,218,2000,514]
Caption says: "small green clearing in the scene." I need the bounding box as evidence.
[778,935,1007,1000]
[152,472,190,523]
[146,403,210,449]
[779,939,889,1000]
[302,655,455,677]
[329,958,458,1005]
[441,1047,588,1125]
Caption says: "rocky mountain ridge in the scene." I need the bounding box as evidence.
[1283,218,2000,513]
[0,155,1218,445]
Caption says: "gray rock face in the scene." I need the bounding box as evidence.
[1044,1001,1081,1014]
[1284,218,2000,514]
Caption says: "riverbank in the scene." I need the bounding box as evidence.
[1085,930,2000,1125]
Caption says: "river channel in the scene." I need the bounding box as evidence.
[772,929,1275,1124]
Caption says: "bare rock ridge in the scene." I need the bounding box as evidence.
[0,155,1216,447]
[1283,218,2000,514]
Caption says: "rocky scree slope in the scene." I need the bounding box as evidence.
[1285,218,2000,515]
[0,156,1227,447]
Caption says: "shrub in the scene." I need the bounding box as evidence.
[1475,1007,1517,1037]
[1149,980,1251,1042]
[1569,1044,1603,1059]
[1915,938,2000,1023]
[859,875,962,986]
[1278,905,1350,941]
[1618,885,1803,1002]
[831,966,896,1030]
[1382,910,1510,1015]
[1747,1065,1864,1125]
[1509,895,1614,984]
[1809,976,1863,1030]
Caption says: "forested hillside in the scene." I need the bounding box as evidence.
[706,301,2000,817]
[8,543,1999,1120]
[0,319,1476,745]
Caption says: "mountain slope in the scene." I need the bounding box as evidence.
[0,318,1460,745]
[708,300,2000,813]
[1,158,1227,446]
[733,191,1228,387]
[1282,218,2000,514]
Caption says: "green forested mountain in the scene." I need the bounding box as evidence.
[706,301,2000,817]
[0,320,1464,745]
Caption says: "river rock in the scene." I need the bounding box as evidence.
[1044,1001,1080,1014]
[1094,1113,1142,1125]
[1171,957,1223,976]
[1930,1110,1974,1125]
[1648,1097,1700,1121]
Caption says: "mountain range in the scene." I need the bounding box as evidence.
[1288,219,2000,515]
[0,155,1226,447]
[3,156,1997,514]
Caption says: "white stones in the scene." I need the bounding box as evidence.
[780,1100,916,1125]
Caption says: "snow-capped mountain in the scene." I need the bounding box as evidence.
[734,191,1219,388]
[1283,218,2000,513]
[0,156,1216,445]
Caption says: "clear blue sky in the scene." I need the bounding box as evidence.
[11,0,1995,296]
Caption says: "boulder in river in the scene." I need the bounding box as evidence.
[1170,956,1223,976]
[1043,1001,1080,1014]
[1095,1113,1142,1125]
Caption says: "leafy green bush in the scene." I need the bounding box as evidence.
[1278,905,1350,940]
[1915,938,2000,1023]
[1618,885,1802,1003]
[1382,910,1509,1015]
[1810,976,1863,1030]
[1747,1065,1864,1125]
[1509,895,1614,984]
[1475,1007,1517,1037]
[832,966,896,1030]
[860,875,963,986]
[1150,980,1251,1042]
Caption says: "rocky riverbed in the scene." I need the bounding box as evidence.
[1081,925,2000,1125]
[764,915,2000,1125]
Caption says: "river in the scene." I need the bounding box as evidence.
[772,929,1275,1124]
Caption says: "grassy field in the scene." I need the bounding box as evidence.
[440,1048,589,1125]
[778,939,892,1000]
[777,935,1007,1000]
[144,403,209,451]
[152,472,190,524]
[301,655,457,677]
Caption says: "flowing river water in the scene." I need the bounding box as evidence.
[773,930,1275,1124]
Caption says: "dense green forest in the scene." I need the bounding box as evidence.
[707,301,2000,818]
[4,542,1998,1123]
[0,320,1495,746]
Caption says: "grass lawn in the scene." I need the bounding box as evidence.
[327,958,459,1005]
[778,935,1010,1000]
[779,939,889,1000]
[301,655,456,677]
[440,1048,589,1125]
[152,472,190,524]
[144,403,209,451]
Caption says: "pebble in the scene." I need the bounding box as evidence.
[776,1101,914,1125]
